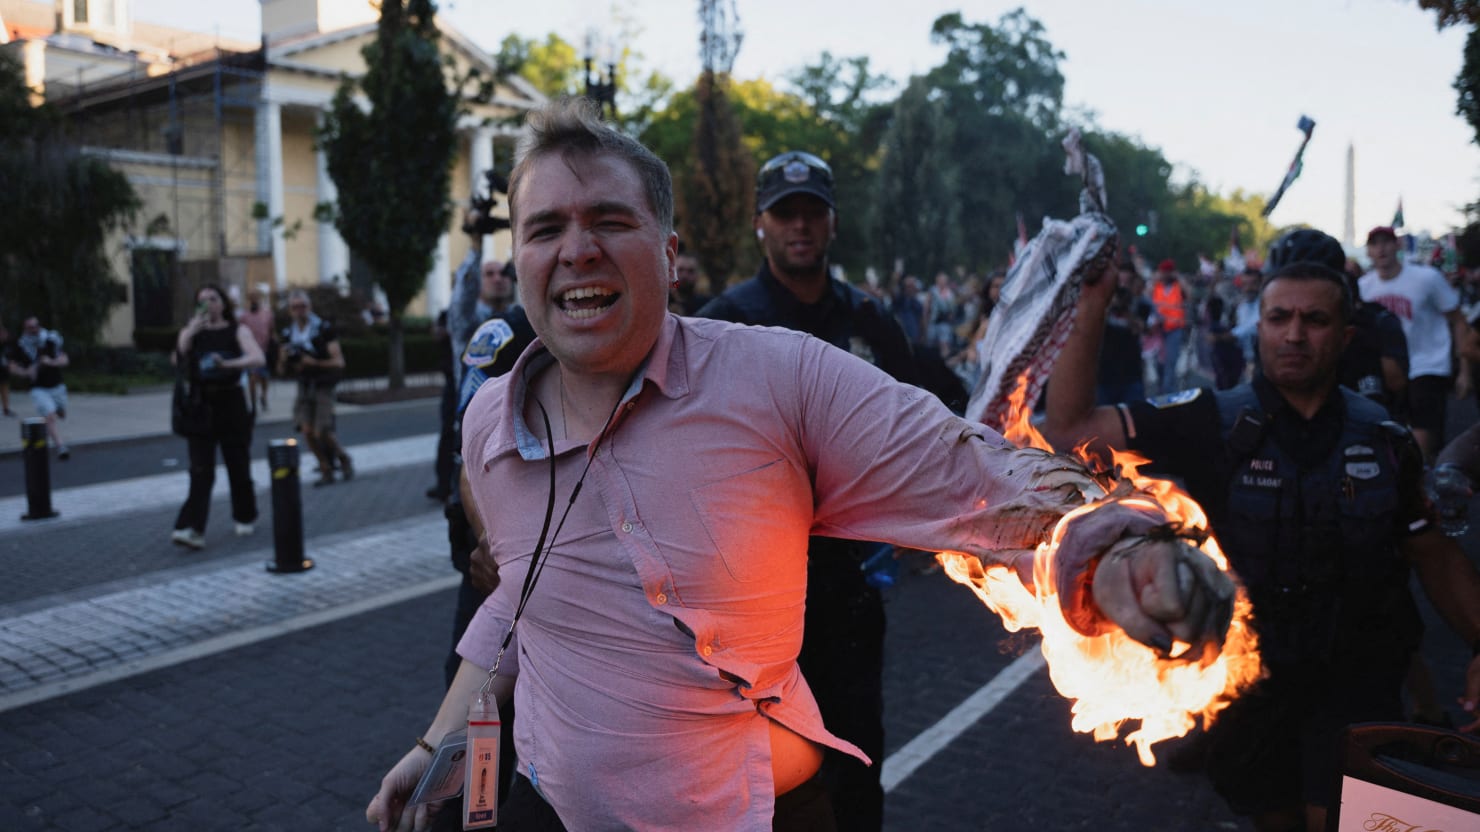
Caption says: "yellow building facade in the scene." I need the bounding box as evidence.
[1,0,540,345]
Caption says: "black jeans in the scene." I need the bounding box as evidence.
[174,395,256,533]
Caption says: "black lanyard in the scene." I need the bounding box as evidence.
[484,365,628,681]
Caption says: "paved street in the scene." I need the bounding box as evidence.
[0,389,1474,830]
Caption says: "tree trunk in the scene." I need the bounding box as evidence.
[387,312,406,390]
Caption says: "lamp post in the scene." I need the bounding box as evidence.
[583,33,618,120]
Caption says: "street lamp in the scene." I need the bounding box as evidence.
[583,32,618,120]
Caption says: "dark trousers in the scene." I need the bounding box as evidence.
[432,375,457,497]
[798,540,886,831]
[174,430,256,533]
[495,773,835,831]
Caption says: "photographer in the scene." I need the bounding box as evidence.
[278,290,352,487]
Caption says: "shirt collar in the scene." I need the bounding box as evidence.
[503,314,692,461]
[1251,372,1345,428]
[755,260,842,318]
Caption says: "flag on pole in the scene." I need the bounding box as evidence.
[1392,198,1405,229]
[1262,115,1317,218]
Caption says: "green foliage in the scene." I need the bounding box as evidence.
[493,31,675,136]
[319,0,457,387]
[640,55,893,280]
[1457,26,1480,146]
[682,72,755,286]
[1414,0,1480,28]
[495,32,584,97]
[0,51,139,346]
[338,332,441,378]
[874,78,963,278]
[873,10,1073,273]
[927,9,1065,131]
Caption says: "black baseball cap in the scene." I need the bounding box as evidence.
[756,151,835,213]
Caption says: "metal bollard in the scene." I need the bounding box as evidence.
[20,418,58,521]
[266,438,314,573]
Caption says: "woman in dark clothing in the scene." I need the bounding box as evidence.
[171,285,265,549]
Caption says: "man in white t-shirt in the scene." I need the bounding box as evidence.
[1359,225,1470,459]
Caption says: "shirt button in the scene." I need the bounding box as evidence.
[655,592,668,605]
[620,521,633,533]
[701,645,713,657]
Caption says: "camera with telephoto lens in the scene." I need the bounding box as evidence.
[466,169,512,236]
[282,344,306,374]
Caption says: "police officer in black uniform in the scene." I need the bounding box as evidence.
[697,151,920,831]
[1266,228,1408,417]
[1043,259,1480,832]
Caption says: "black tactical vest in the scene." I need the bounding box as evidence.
[1213,385,1421,666]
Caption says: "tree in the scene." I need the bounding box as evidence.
[494,31,676,137]
[873,77,962,278]
[919,10,1073,271]
[494,33,584,98]
[319,0,457,388]
[1458,26,1480,145]
[1414,0,1480,28]
[682,71,754,286]
[0,52,138,345]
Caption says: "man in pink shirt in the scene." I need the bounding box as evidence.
[366,100,1235,832]
[238,288,275,412]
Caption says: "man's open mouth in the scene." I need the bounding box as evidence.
[558,287,619,320]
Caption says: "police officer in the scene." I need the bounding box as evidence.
[1043,260,1480,832]
[697,150,920,831]
[1265,228,1408,416]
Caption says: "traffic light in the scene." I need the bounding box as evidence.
[1135,223,1149,236]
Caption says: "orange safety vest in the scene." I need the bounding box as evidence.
[1151,280,1187,330]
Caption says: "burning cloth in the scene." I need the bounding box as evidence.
[948,130,1263,765]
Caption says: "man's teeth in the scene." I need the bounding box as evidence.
[560,286,616,319]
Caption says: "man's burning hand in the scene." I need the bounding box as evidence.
[1052,498,1235,664]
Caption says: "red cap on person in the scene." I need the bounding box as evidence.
[1157,259,1176,274]
[1366,226,1397,245]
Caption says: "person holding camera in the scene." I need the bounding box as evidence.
[8,315,72,458]
[278,290,352,487]
[171,285,265,549]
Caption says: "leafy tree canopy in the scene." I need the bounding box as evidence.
[0,51,138,345]
[320,0,457,386]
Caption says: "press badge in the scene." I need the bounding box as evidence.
[463,694,501,829]
[408,730,467,807]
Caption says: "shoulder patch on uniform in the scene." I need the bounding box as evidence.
[1148,388,1202,409]
[1344,444,1381,480]
[462,318,516,368]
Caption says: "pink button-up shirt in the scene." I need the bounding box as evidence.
[459,315,1086,830]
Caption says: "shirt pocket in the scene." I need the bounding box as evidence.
[689,458,800,584]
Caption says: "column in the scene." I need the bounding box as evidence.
[254,98,287,292]
[426,232,451,316]
[316,117,351,289]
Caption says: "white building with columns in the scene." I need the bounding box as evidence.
[1,0,541,346]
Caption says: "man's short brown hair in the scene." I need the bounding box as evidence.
[508,98,674,235]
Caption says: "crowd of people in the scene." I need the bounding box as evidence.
[363,99,1480,832]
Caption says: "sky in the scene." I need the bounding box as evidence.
[126,0,1480,245]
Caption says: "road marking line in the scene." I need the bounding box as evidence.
[0,575,459,714]
[881,649,1046,793]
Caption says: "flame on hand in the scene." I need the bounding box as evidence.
[941,382,1264,766]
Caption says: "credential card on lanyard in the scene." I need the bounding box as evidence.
[463,696,501,829]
